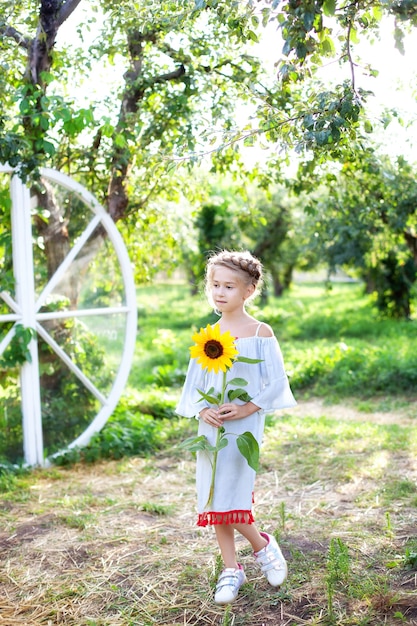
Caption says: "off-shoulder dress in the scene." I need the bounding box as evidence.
[175,324,296,527]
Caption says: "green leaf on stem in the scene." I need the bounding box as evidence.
[227,377,248,386]
[179,429,229,455]
[197,388,221,404]
[235,356,263,364]
[228,388,252,402]
[178,435,213,453]
[236,431,260,471]
[216,436,229,451]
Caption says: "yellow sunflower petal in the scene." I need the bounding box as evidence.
[189,324,239,373]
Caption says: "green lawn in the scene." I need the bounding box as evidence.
[0,280,416,625]
[129,280,417,403]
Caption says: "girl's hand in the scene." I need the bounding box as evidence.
[218,401,260,421]
[200,401,260,426]
[199,407,224,428]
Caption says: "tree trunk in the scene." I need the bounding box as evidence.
[404,229,417,264]
[283,263,294,290]
[107,29,185,223]
[32,180,69,278]
[272,274,285,297]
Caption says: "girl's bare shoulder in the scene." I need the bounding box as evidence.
[256,322,274,338]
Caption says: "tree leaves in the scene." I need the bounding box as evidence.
[322,0,336,18]
[1,0,414,289]
[0,324,36,369]
[305,149,417,318]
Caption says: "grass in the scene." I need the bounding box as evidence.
[0,403,416,625]
[0,280,417,624]
[2,280,416,464]
[130,281,417,402]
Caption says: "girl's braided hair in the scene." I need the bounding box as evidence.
[205,250,264,305]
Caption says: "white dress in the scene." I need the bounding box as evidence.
[175,325,296,526]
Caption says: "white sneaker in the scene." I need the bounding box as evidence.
[254,532,288,586]
[214,564,247,605]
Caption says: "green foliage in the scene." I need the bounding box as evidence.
[1,0,416,322]
[133,281,417,402]
[3,279,414,468]
[69,278,414,466]
[0,465,31,493]
[0,0,265,291]
[180,427,259,472]
[381,478,417,503]
[193,201,240,282]
[287,338,417,396]
[303,152,417,318]
[0,184,14,295]
[243,186,312,298]
[403,547,417,570]
[253,282,416,397]
[0,324,35,368]
[373,252,416,319]
[1,0,414,212]
[140,501,174,516]
[40,318,113,451]
[326,538,351,619]
[184,190,251,292]
[0,324,37,464]
[0,316,114,464]
[53,393,184,466]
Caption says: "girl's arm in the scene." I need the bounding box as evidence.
[250,337,296,411]
[175,359,208,418]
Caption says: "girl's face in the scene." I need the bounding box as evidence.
[210,266,254,313]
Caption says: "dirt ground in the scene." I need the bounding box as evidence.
[0,398,416,626]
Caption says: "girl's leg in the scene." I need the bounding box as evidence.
[213,525,248,605]
[214,524,239,568]
[235,522,288,587]
[233,522,268,552]
[215,523,268,567]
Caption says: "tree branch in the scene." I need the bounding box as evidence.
[153,64,186,84]
[0,25,30,49]
[107,30,188,222]
[346,19,357,94]
[56,0,84,27]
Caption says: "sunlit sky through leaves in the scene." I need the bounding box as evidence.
[58,8,417,167]
[251,15,417,164]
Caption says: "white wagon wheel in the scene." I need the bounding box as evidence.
[0,166,137,466]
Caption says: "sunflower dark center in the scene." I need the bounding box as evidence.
[204,340,224,360]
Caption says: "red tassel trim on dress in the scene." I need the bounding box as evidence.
[197,510,255,527]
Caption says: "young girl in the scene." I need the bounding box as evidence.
[176,250,296,605]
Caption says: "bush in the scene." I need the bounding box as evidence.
[53,393,192,466]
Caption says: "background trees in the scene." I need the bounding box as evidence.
[0,0,416,314]
[309,151,417,317]
[1,0,416,464]
[1,0,264,292]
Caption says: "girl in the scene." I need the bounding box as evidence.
[176,250,296,605]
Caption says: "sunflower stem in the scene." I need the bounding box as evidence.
[204,370,228,509]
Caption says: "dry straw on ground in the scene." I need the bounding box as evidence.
[0,399,416,625]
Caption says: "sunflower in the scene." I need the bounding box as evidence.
[189,324,239,373]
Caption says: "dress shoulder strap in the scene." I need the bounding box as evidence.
[255,322,264,337]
